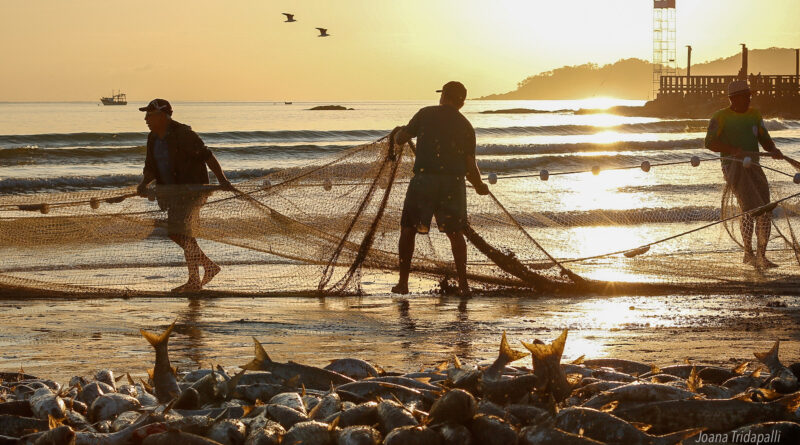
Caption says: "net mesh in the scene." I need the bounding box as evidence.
[2,137,800,297]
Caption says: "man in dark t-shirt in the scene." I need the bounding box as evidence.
[392,81,490,295]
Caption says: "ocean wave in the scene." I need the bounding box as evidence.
[1,119,796,150]
[475,153,701,173]
[486,206,722,227]
[476,138,706,155]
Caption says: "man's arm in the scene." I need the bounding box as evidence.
[757,118,783,159]
[137,170,156,196]
[707,140,747,158]
[393,127,416,155]
[466,154,489,195]
[206,154,233,190]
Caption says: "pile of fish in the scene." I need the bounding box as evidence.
[2,322,800,444]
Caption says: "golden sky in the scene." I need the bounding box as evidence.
[1,0,798,101]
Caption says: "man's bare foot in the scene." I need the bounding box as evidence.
[756,257,779,269]
[172,279,201,293]
[391,284,409,294]
[743,252,755,265]
[201,263,221,286]
[457,287,472,297]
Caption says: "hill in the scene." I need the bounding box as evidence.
[479,47,799,100]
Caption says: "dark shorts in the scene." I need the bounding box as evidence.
[722,162,772,216]
[156,186,208,237]
[400,174,467,234]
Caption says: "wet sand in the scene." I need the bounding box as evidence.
[1,289,799,381]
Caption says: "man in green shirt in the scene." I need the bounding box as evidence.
[704,80,783,269]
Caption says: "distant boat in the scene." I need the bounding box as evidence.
[100,90,127,106]
[284,101,293,105]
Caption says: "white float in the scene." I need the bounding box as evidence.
[742,156,752,168]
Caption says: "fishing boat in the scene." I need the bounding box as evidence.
[100,90,127,106]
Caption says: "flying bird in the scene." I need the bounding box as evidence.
[282,13,296,22]
[316,28,330,37]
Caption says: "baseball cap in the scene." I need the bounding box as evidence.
[436,81,467,101]
[728,80,751,96]
[139,98,173,115]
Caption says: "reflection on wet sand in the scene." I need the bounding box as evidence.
[0,293,798,381]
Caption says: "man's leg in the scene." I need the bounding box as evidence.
[392,227,417,294]
[169,234,202,291]
[446,230,469,295]
[740,214,755,265]
[755,214,777,268]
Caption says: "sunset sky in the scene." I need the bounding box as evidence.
[1,0,798,101]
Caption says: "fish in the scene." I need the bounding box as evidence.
[591,368,638,383]
[324,402,377,428]
[521,330,571,402]
[17,425,75,445]
[336,425,381,445]
[433,422,472,445]
[243,338,354,390]
[206,418,246,445]
[282,420,335,445]
[29,387,66,420]
[335,381,431,409]
[519,425,605,445]
[582,359,652,376]
[427,389,476,425]
[0,414,49,438]
[243,417,284,445]
[582,382,697,409]
[95,370,116,392]
[383,425,442,445]
[483,332,529,381]
[140,321,181,402]
[613,392,800,434]
[479,374,539,405]
[504,404,549,426]
[269,392,307,414]
[110,410,140,433]
[754,341,799,393]
[89,393,141,422]
[141,430,225,445]
[77,381,113,406]
[266,403,308,430]
[324,359,380,380]
[308,390,342,421]
[555,406,702,445]
[469,414,518,445]
[363,376,440,392]
[0,400,34,416]
[377,399,418,434]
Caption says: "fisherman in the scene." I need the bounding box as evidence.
[136,99,233,291]
[704,80,783,269]
[391,81,490,295]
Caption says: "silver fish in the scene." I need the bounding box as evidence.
[29,387,66,420]
[556,406,702,445]
[519,425,605,445]
[244,416,284,445]
[140,321,181,403]
[583,358,651,376]
[283,420,334,445]
[243,338,353,391]
[324,359,380,380]
[427,389,476,425]
[383,425,442,445]
[377,400,418,434]
[433,423,472,445]
[206,418,246,445]
[755,341,799,393]
[90,393,140,422]
[335,426,381,445]
[521,330,571,402]
[583,382,696,409]
[469,414,517,445]
[324,402,377,428]
[269,392,307,414]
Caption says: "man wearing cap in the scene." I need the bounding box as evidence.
[705,80,783,269]
[391,81,490,295]
[136,99,233,291]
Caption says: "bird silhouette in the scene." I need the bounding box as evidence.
[282,13,296,22]
[316,28,330,37]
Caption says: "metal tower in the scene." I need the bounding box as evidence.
[653,0,677,98]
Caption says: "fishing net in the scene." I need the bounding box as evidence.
[1,135,800,297]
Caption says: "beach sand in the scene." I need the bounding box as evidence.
[1,280,798,380]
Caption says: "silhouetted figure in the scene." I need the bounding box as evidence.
[391,82,490,295]
[705,81,784,270]
[282,13,296,23]
[136,99,234,292]
[316,28,329,37]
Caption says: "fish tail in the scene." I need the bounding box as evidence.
[499,332,529,363]
[242,337,272,370]
[753,341,780,367]
[140,320,176,348]
[521,329,568,361]
[225,369,247,395]
[654,427,705,445]
[771,391,800,413]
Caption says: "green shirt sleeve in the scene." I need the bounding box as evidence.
[704,111,722,149]
[755,111,773,148]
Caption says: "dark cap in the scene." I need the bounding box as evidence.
[436,81,467,101]
[139,98,173,115]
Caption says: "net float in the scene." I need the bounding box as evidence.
[742,156,752,168]
[323,178,333,191]
[90,198,100,210]
[40,203,49,214]
[263,179,272,189]
[540,169,549,181]
[488,173,497,184]
[641,161,651,172]
[794,173,800,184]
[591,166,600,175]
[690,155,700,167]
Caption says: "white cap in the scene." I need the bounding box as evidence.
[728,80,750,96]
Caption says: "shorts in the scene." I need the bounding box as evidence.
[722,161,772,217]
[156,185,208,237]
[400,174,467,234]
